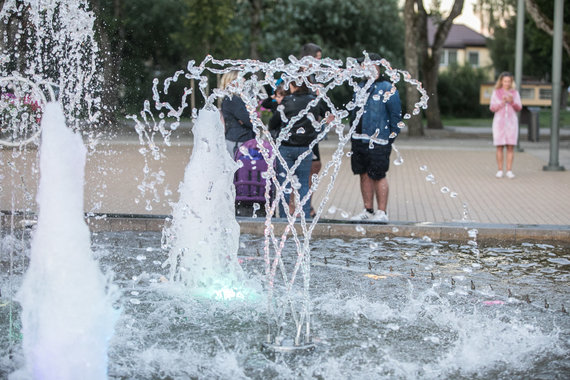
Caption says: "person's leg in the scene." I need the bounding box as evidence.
[374,177,389,212]
[226,140,237,158]
[496,145,504,171]
[294,147,313,217]
[308,145,321,216]
[506,145,514,171]
[367,145,391,212]
[360,173,375,210]
[277,146,293,218]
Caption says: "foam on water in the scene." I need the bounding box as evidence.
[13,103,117,379]
[162,107,251,298]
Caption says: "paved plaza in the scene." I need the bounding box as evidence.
[2,124,569,243]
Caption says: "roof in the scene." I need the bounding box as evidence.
[427,18,487,48]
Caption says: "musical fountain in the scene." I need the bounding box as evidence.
[0,1,568,379]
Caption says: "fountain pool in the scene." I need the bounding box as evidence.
[1,230,568,379]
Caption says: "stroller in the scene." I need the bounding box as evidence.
[233,139,273,217]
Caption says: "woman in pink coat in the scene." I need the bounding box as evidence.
[490,72,522,179]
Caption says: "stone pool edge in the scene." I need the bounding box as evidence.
[3,212,567,246]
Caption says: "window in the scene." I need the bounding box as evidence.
[521,88,535,99]
[468,51,479,67]
[539,88,552,100]
[440,49,458,66]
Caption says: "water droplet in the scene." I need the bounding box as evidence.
[393,157,404,166]
[252,202,260,218]
[450,192,458,198]
[340,211,349,218]
[297,128,305,134]
[328,206,337,214]
[355,225,366,235]
[369,242,378,250]
[425,174,435,182]
[372,94,381,101]
[440,187,450,194]
[403,113,411,119]
[346,151,353,157]
[422,236,432,242]
[419,165,428,171]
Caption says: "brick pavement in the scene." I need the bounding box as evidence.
[313,137,570,226]
[2,128,569,232]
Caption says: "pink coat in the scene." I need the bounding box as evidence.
[490,88,522,146]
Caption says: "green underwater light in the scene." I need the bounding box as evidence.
[190,280,259,301]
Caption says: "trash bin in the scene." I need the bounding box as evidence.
[527,106,540,142]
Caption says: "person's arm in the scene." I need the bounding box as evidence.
[387,87,403,142]
[489,90,503,113]
[268,97,286,135]
[232,97,254,128]
[511,90,522,112]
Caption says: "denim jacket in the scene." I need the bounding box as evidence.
[353,79,402,143]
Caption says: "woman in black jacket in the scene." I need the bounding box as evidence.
[220,71,255,157]
[269,81,327,219]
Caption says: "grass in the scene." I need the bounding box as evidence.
[442,109,570,128]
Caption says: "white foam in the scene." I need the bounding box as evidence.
[164,108,245,292]
[15,102,117,380]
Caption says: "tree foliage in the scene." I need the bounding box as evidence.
[262,0,404,64]
[438,64,490,117]
[485,0,570,85]
[89,0,404,115]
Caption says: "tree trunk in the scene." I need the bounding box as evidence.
[419,0,464,130]
[91,0,124,126]
[423,58,443,129]
[249,0,262,60]
[404,0,423,136]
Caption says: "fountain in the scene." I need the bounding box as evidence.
[161,107,251,299]
[14,102,116,380]
[0,0,568,378]
[0,1,116,378]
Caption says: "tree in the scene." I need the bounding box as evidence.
[481,0,569,84]
[404,0,422,136]
[91,0,124,125]
[404,0,465,130]
[262,0,404,63]
[525,0,570,57]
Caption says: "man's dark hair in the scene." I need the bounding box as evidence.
[300,43,322,58]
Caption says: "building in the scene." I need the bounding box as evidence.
[428,18,494,80]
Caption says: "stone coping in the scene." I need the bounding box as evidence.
[3,212,568,246]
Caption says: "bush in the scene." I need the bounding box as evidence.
[438,64,491,118]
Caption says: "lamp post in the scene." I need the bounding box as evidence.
[514,0,524,152]
[544,0,565,171]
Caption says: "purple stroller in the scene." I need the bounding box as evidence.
[233,139,273,216]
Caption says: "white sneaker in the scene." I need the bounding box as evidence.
[373,210,389,222]
[351,209,374,221]
[506,171,515,179]
[495,170,504,178]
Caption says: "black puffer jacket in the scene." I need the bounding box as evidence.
[268,92,327,146]
[221,95,255,142]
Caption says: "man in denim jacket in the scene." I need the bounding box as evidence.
[350,54,402,222]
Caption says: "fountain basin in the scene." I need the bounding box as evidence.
[1,228,568,379]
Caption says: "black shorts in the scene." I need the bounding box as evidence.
[350,141,391,180]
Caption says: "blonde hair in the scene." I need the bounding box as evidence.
[495,71,516,90]
[219,70,239,90]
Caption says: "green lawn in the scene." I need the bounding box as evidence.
[442,109,570,128]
